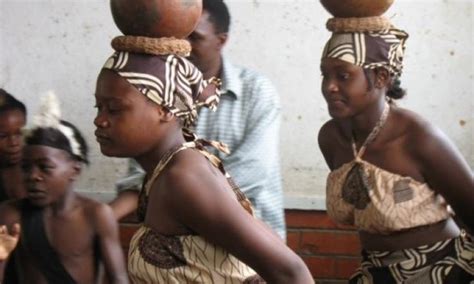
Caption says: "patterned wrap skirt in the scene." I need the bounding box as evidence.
[350,233,474,284]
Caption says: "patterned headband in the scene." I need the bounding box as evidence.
[322,27,409,77]
[103,51,221,129]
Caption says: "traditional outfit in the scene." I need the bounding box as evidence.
[128,141,259,283]
[103,38,262,283]
[323,23,474,283]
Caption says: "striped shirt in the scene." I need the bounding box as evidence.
[117,58,285,239]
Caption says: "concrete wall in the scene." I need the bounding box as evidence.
[1,0,472,209]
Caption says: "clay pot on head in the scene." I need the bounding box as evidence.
[320,0,394,17]
[110,0,203,38]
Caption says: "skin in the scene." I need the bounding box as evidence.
[318,58,474,250]
[0,224,20,261]
[109,10,227,219]
[0,145,128,284]
[187,10,228,79]
[0,109,26,199]
[95,70,313,283]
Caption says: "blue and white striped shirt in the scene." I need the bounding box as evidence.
[117,58,286,239]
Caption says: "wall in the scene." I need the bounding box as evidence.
[0,0,472,209]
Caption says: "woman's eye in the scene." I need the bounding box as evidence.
[338,73,350,80]
[108,107,122,114]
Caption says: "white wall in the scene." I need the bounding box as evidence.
[1,0,472,209]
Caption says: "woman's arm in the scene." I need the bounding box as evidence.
[157,153,314,284]
[411,121,474,232]
[93,203,130,284]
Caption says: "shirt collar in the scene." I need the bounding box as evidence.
[220,57,241,100]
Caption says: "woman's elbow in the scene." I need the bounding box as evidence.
[265,257,313,284]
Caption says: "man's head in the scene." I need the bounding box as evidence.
[187,0,230,79]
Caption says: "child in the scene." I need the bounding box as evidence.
[0,93,129,284]
[94,41,313,281]
[0,89,27,201]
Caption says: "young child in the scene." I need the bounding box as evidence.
[0,93,129,284]
[0,89,27,201]
[94,41,313,282]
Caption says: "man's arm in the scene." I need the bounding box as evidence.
[109,159,144,220]
[93,203,129,284]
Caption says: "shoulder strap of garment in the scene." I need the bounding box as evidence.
[20,200,77,284]
[143,140,254,215]
[351,102,390,160]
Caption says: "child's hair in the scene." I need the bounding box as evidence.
[0,88,27,116]
[25,121,89,164]
[24,92,88,164]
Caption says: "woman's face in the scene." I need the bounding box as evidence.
[0,109,26,167]
[321,58,379,119]
[22,145,78,207]
[94,69,161,158]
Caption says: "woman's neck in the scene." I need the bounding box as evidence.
[135,129,186,174]
[349,99,387,143]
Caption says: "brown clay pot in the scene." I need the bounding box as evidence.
[320,0,394,17]
[110,0,202,38]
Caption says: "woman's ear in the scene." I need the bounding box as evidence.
[374,68,390,89]
[157,105,175,122]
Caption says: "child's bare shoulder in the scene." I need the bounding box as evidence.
[75,194,115,225]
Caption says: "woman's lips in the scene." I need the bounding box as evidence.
[95,131,112,144]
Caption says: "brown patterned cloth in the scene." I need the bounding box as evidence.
[350,234,474,283]
[129,141,260,283]
[103,51,221,130]
[321,26,408,77]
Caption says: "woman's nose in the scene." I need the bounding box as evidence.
[322,78,339,95]
[94,113,109,128]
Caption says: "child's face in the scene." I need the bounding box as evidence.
[22,145,79,207]
[0,109,26,167]
[94,69,163,158]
